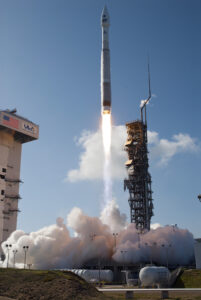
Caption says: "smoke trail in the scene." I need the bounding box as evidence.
[101,113,112,204]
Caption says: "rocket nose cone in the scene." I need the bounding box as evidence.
[102,5,108,15]
[101,5,110,26]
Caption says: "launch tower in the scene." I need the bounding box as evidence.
[124,66,153,232]
[0,109,39,253]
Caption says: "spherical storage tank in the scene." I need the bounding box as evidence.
[139,266,170,288]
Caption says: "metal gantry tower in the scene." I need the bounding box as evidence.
[124,63,154,232]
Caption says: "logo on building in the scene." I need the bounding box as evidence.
[22,122,36,135]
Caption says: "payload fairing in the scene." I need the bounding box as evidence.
[101,6,111,114]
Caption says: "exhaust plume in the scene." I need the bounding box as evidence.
[102,113,112,205]
[1,200,194,269]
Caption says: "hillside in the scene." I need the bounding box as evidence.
[0,269,105,300]
[174,269,201,288]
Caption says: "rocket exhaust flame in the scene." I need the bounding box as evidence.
[102,113,112,204]
[102,113,111,157]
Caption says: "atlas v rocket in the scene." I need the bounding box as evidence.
[101,6,111,114]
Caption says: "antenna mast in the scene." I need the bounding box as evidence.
[141,58,152,125]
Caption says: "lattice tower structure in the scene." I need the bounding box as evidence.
[124,120,153,231]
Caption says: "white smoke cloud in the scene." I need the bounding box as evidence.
[67,126,126,182]
[149,132,199,165]
[151,223,162,230]
[66,126,199,181]
[113,223,194,266]
[67,130,104,181]
[100,199,127,232]
[1,201,194,269]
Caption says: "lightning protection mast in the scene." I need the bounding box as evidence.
[124,62,154,232]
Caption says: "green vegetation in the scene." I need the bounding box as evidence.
[174,269,201,288]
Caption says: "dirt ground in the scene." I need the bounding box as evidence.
[0,269,105,300]
[0,297,16,300]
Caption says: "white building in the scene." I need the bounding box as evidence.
[0,109,38,255]
[194,239,201,269]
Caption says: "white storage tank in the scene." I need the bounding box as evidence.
[69,269,113,283]
[139,266,170,288]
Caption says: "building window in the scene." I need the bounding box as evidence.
[0,175,5,179]
[1,190,4,195]
[2,168,6,173]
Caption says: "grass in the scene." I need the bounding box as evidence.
[174,269,201,288]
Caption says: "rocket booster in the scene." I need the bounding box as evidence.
[101,6,111,115]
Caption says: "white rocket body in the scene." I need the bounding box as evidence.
[101,6,111,114]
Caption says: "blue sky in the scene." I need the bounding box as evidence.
[0,0,201,237]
